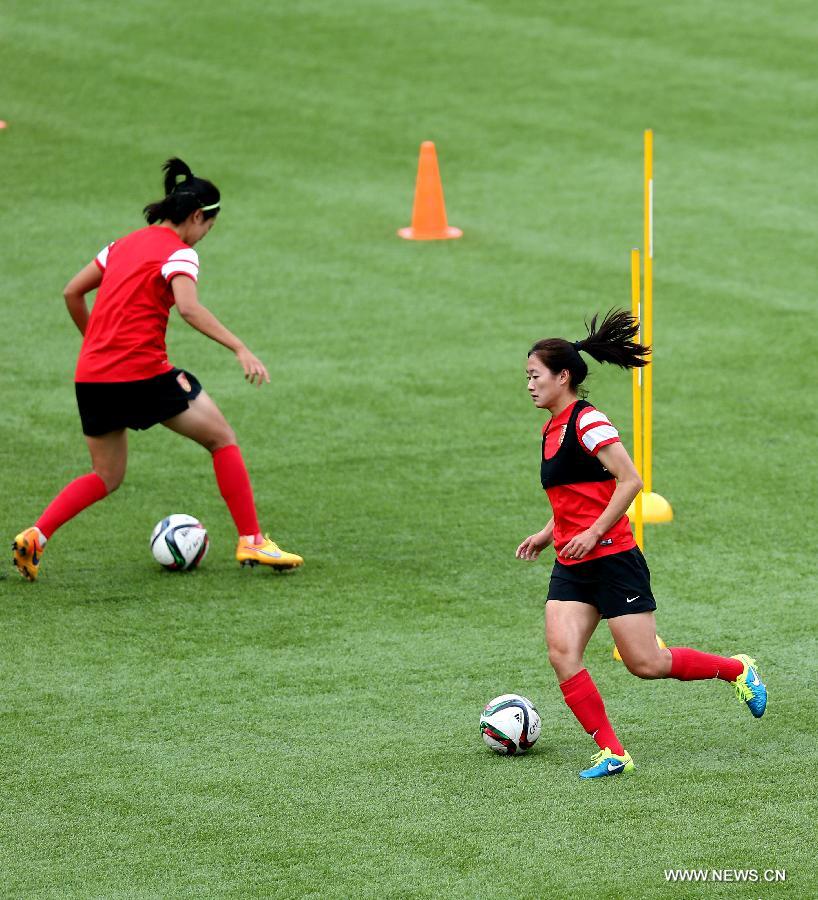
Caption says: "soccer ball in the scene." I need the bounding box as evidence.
[480,693,541,755]
[150,514,209,571]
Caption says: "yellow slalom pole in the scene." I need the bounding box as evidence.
[643,128,654,495]
[639,128,672,524]
[630,248,644,552]
[614,246,665,662]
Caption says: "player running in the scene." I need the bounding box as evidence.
[516,309,766,778]
[12,158,303,580]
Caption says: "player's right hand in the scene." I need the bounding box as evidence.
[515,533,551,560]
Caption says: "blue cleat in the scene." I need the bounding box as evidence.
[579,747,634,779]
[731,654,767,718]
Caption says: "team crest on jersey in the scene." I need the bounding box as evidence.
[177,372,192,393]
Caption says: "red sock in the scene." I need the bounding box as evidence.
[35,473,108,539]
[669,647,743,682]
[212,444,260,538]
[559,669,624,755]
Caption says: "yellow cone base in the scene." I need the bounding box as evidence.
[627,491,673,524]
[613,634,666,661]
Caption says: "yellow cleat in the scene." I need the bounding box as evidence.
[236,534,303,570]
[12,527,44,581]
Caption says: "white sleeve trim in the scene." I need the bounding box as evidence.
[581,424,619,452]
[96,243,113,269]
[167,248,199,267]
[578,409,612,430]
[161,260,199,282]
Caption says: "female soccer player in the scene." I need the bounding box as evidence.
[516,310,766,778]
[12,158,303,580]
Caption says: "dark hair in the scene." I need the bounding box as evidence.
[143,158,220,224]
[528,309,650,397]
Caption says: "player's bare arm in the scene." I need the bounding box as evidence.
[171,276,270,387]
[63,262,103,335]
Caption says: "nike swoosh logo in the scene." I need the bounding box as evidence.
[607,762,625,772]
[241,546,282,558]
[626,596,639,603]
[751,673,760,686]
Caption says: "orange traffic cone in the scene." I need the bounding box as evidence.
[398,141,462,240]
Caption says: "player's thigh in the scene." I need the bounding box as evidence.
[161,390,236,451]
[545,599,600,659]
[607,612,670,678]
[85,429,128,491]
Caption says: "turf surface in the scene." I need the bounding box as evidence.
[2,1,817,897]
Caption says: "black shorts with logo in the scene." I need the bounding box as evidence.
[75,368,203,437]
[547,546,657,619]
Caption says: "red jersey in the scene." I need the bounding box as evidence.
[540,399,635,565]
[75,226,200,382]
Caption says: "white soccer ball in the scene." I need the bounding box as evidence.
[150,514,209,571]
[480,693,541,755]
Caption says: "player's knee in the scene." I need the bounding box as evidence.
[547,644,580,675]
[204,422,237,453]
[96,468,125,493]
[623,655,663,679]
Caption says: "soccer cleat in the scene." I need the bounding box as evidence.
[235,534,303,570]
[579,747,635,779]
[12,527,44,581]
[730,654,767,718]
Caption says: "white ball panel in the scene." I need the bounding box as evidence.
[480,693,541,755]
[150,514,208,570]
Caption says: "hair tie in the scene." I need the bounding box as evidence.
[573,340,583,353]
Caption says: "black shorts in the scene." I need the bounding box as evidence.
[75,368,203,437]
[547,547,657,619]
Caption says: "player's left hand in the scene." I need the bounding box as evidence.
[559,528,600,561]
[236,347,270,387]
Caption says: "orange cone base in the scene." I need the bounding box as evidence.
[626,491,673,524]
[398,225,462,241]
[613,634,666,661]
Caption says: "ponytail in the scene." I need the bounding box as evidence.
[575,309,650,369]
[161,157,194,195]
[528,308,650,397]
[143,157,221,224]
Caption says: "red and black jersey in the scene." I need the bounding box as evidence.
[75,226,200,383]
[540,399,635,565]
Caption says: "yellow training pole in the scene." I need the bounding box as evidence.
[643,129,654,494]
[630,248,644,552]
[639,128,672,523]
[614,246,665,662]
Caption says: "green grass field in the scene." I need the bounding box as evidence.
[2,1,817,897]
